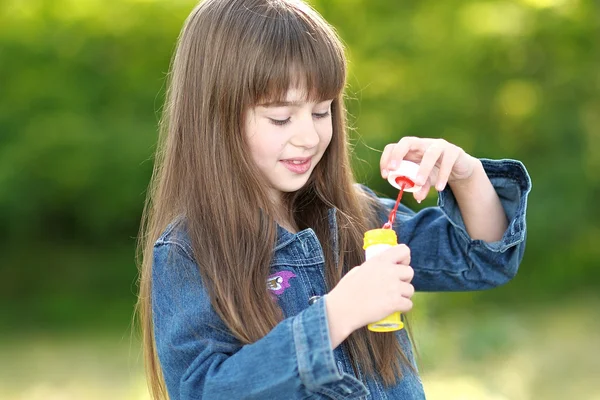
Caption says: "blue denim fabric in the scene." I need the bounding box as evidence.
[151,158,532,399]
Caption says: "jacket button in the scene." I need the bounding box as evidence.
[308,295,321,305]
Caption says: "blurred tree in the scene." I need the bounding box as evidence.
[0,0,598,330]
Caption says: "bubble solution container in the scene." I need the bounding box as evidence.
[363,228,404,332]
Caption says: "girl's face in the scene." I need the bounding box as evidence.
[245,88,333,204]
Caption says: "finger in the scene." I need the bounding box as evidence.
[385,136,418,171]
[435,145,460,191]
[415,140,446,186]
[393,296,413,313]
[379,244,411,265]
[413,181,431,204]
[399,282,415,299]
[380,144,396,178]
[396,264,414,283]
[401,137,436,164]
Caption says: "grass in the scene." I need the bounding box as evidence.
[414,294,600,399]
[0,296,598,400]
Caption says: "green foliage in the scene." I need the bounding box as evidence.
[0,0,598,328]
[316,0,600,301]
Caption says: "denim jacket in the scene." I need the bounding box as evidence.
[152,158,532,399]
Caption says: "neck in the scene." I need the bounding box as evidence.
[274,207,298,234]
[279,220,298,234]
[270,194,298,233]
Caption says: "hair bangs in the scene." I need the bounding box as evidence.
[246,1,346,106]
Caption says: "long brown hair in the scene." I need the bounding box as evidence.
[136,1,410,398]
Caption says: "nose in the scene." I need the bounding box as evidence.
[290,115,320,149]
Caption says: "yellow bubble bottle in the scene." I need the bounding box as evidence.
[363,228,404,332]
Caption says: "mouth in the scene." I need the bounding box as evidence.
[281,157,311,164]
[280,157,312,174]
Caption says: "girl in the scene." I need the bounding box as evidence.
[136,0,532,399]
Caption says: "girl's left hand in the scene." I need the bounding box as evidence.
[380,136,479,203]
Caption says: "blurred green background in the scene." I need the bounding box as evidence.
[1,0,599,399]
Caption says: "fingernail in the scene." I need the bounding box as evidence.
[390,160,397,169]
[417,199,422,204]
[382,169,388,177]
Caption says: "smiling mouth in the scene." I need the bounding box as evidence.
[280,157,312,173]
[282,157,311,162]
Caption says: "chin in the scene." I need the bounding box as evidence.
[278,184,306,193]
[277,179,311,193]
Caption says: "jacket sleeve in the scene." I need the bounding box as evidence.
[151,239,368,400]
[372,158,532,291]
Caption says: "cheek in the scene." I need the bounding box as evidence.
[320,128,333,150]
[249,135,285,164]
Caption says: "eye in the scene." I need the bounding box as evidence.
[269,117,291,126]
[313,111,330,119]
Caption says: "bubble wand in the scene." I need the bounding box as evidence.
[364,160,421,332]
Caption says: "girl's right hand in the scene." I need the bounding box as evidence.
[325,244,414,348]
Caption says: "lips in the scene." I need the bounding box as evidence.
[280,157,312,174]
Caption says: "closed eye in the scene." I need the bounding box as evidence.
[313,111,330,119]
[269,117,291,126]
[268,111,330,126]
